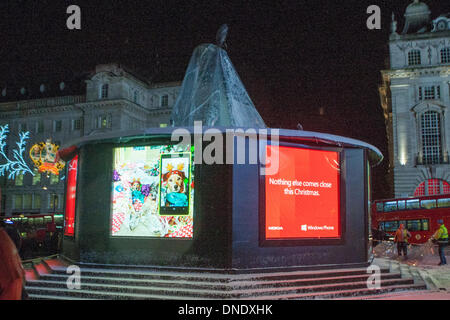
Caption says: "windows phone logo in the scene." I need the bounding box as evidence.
[301,224,307,232]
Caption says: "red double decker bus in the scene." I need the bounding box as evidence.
[371,194,450,244]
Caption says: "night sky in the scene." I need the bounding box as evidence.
[0,0,449,199]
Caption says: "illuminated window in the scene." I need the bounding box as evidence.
[33,194,41,209]
[97,115,111,129]
[13,195,22,209]
[23,194,32,209]
[408,50,421,66]
[49,194,59,210]
[414,179,450,196]
[441,47,450,64]
[32,168,41,185]
[101,84,109,99]
[161,94,169,107]
[15,174,24,186]
[428,179,440,195]
[421,111,441,165]
[50,173,59,185]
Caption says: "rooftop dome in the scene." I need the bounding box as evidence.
[402,0,431,34]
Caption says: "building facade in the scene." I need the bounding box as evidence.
[0,63,180,217]
[380,1,450,197]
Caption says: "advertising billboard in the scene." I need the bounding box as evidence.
[111,144,194,238]
[264,145,341,240]
[64,155,78,237]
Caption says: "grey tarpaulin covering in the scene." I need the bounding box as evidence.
[171,43,266,128]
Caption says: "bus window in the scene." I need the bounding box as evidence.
[437,198,450,208]
[399,220,406,227]
[406,199,420,210]
[407,219,421,231]
[383,221,399,232]
[54,214,64,227]
[384,201,397,212]
[376,202,384,212]
[421,219,429,231]
[43,216,53,224]
[34,217,44,228]
[421,199,436,210]
[397,200,406,210]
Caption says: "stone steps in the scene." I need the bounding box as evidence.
[25,258,428,300]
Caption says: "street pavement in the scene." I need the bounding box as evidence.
[363,242,450,300]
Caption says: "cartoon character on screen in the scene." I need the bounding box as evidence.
[127,178,152,231]
[162,163,188,207]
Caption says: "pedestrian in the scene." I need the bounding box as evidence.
[0,225,26,299]
[394,223,411,259]
[431,219,448,266]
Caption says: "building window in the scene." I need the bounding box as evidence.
[49,194,62,210]
[53,120,62,132]
[97,115,111,129]
[15,174,24,186]
[36,120,44,134]
[421,111,442,165]
[414,179,450,196]
[408,50,421,66]
[23,194,32,209]
[441,47,450,64]
[133,91,139,103]
[33,194,41,209]
[49,173,59,185]
[161,94,169,107]
[101,84,109,99]
[72,118,83,131]
[13,195,23,210]
[418,86,440,100]
[32,168,41,185]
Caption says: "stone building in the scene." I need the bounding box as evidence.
[0,63,180,217]
[379,1,450,197]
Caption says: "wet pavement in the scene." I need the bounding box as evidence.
[367,241,450,300]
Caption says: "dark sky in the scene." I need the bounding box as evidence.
[0,0,449,199]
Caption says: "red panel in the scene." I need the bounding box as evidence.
[64,155,78,236]
[265,146,340,239]
[414,182,426,197]
[427,179,440,196]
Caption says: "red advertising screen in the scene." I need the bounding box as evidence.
[64,155,78,236]
[265,145,340,240]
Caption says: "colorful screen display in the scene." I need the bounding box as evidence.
[265,145,340,240]
[111,144,194,238]
[64,155,78,237]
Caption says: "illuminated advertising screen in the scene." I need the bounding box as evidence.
[64,155,78,237]
[264,145,341,240]
[111,144,194,238]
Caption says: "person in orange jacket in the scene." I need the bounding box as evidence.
[0,226,25,300]
[394,224,411,259]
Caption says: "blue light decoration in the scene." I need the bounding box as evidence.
[0,124,34,179]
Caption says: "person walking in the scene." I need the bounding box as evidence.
[431,219,448,266]
[394,224,411,259]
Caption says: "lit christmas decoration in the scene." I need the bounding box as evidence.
[29,139,65,175]
[0,124,35,179]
